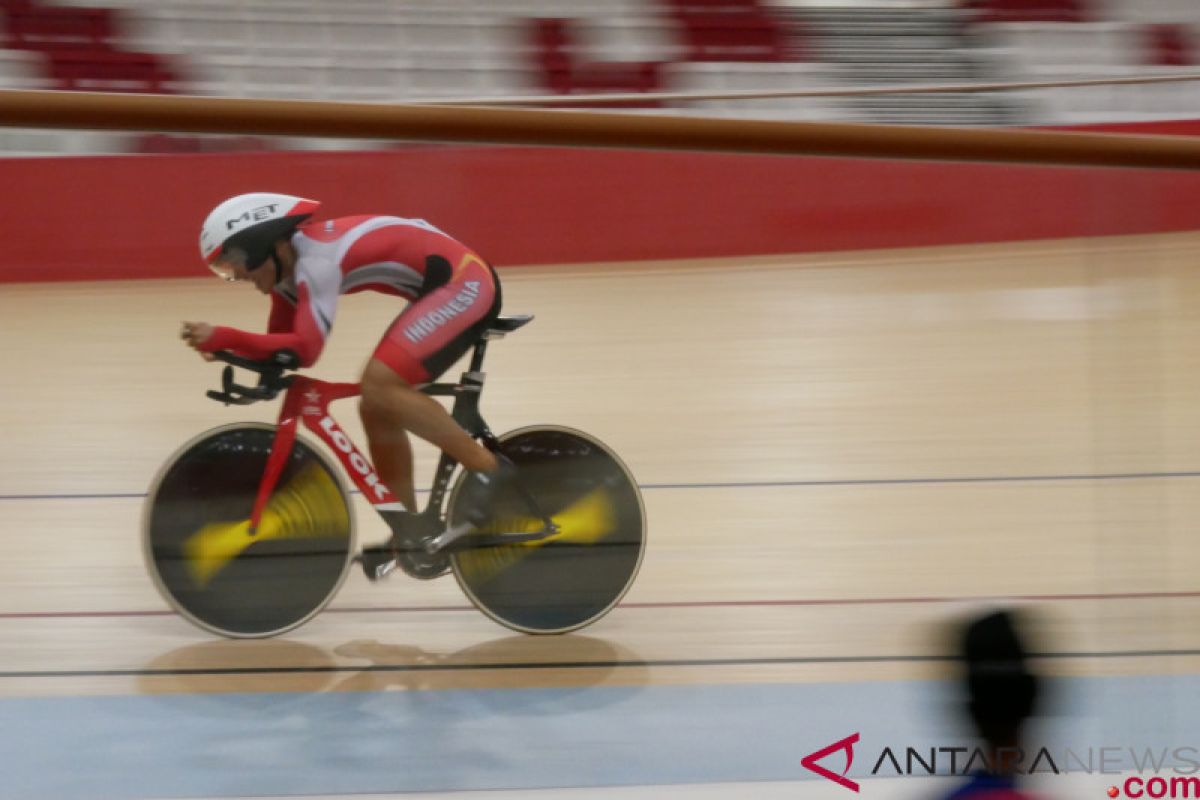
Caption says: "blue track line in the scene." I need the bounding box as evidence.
[5,469,1200,502]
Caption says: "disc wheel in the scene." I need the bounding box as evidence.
[143,423,355,638]
[448,426,646,634]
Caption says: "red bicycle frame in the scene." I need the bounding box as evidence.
[225,324,512,535]
[247,376,399,532]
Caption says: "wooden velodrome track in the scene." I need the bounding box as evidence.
[2,231,1200,797]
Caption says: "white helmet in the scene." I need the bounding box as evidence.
[199,192,321,280]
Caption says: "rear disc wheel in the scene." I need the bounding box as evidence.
[448,425,646,634]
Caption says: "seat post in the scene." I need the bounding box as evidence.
[467,337,489,374]
[465,314,532,376]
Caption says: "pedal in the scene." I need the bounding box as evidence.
[458,455,519,528]
[359,545,399,582]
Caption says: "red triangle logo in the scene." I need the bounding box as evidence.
[801,733,861,793]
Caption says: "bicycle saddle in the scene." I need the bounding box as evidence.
[488,315,533,334]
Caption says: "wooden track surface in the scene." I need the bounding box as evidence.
[2,232,1200,700]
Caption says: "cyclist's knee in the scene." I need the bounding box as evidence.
[361,360,394,409]
[358,394,383,429]
[360,358,416,419]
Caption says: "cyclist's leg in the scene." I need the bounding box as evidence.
[360,359,495,507]
[359,254,502,509]
[359,390,420,512]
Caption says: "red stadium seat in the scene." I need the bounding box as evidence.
[962,0,1091,24]
[528,16,664,98]
[4,7,116,51]
[1145,23,1194,66]
[45,50,177,93]
[135,133,276,153]
[674,12,788,62]
[661,0,791,62]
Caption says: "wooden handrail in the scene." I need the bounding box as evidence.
[0,88,1198,169]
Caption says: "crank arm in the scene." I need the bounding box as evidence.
[424,522,561,553]
[459,529,558,548]
[425,521,475,553]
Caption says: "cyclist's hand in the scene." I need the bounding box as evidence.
[180,321,215,360]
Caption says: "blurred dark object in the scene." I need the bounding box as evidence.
[938,608,1042,799]
[963,609,1039,751]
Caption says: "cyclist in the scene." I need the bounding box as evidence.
[179,192,514,576]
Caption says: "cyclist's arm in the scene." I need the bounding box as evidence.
[266,291,295,333]
[200,284,326,366]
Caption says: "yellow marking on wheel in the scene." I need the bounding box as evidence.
[183,462,350,587]
[456,487,616,585]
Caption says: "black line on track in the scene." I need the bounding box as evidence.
[6,468,1200,502]
[3,590,1199,621]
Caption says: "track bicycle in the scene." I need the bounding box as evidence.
[143,314,646,638]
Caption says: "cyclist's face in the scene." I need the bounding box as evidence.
[246,262,276,295]
[210,254,274,295]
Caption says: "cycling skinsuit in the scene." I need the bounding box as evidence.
[201,215,501,384]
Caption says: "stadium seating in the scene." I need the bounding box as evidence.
[0,0,1193,151]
